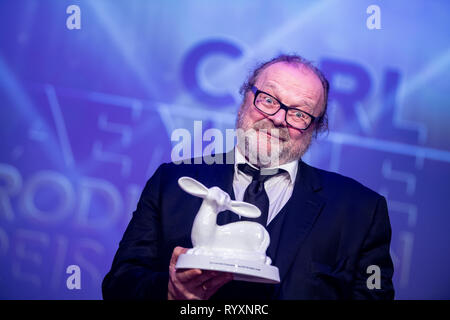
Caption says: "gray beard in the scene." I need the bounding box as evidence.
[235,109,312,168]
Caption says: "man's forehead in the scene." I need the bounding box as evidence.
[258,61,318,84]
[255,62,324,107]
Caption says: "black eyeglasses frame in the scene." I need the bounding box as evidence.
[251,86,319,131]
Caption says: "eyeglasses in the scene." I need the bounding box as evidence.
[251,86,318,130]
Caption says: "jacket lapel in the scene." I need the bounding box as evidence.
[202,150,239,225]
[209,151,236,199]
[274,160,326,282]
[192,150,235,196]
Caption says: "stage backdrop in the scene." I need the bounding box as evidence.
[0,0,449,299]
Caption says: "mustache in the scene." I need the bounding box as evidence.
[251,120,290,141]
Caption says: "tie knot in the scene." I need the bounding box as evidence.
[237,163,285,183]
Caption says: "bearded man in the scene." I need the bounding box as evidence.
[102,55,395,300]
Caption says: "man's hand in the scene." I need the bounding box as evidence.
[168,246,233,300]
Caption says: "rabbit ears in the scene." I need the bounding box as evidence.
[227,201,261,218]
[178,176,209,198]
[177,177,261,218]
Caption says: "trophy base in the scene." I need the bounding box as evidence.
[175,253,280,284]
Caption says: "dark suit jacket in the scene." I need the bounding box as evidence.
[102,153,394,300]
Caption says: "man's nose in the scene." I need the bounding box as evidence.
[267,109,288,127]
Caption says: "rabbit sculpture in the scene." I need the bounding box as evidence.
[178,176,272,265]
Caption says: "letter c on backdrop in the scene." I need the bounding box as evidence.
[181,40,242,107]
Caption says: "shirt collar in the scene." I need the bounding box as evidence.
[234,147,299,183]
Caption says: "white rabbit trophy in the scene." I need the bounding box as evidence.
[175,176,280,283]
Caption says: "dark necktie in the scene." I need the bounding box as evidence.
[237,163,286,226]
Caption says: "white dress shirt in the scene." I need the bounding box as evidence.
[233,147,299,226]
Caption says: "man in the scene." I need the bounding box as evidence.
[102,54,395,300]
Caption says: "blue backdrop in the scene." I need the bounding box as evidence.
[0,0,449,299]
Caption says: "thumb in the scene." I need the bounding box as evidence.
[170,246,188,268]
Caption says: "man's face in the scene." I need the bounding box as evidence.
[236,62,325,167]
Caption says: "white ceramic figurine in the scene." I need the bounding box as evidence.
[177,176,273,265]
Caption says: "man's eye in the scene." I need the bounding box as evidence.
[295,111,304,118]
[264,97,274,104]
